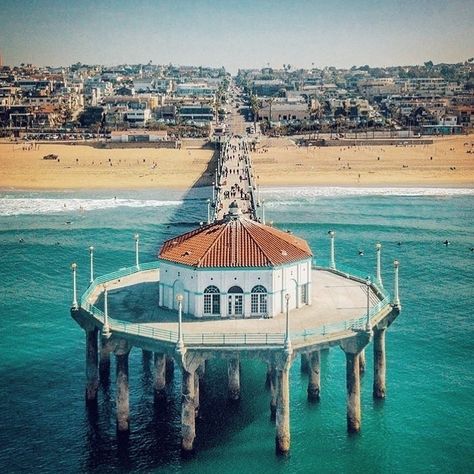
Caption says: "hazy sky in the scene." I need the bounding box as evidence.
[1,0,473,72]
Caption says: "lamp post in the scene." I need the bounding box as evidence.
[262,199,265,225]
[71,263,78,309]
[212,181,215,203]
[365,277,371,330]
[134,233,140,269]
[103,284,111,337]
[89,246,94,284]
[393,260,400,308]
[207,198,211,224]
[375,243,383,288]
[329,231,336,270]
[284,293,292,353]
[176,294,184,351]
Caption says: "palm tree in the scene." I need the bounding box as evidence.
[250,94,260,131]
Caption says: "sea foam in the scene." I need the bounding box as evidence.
[0,197,183,216]
[260,186,474,199]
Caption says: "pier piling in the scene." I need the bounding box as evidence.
[115,342,131,432]
[85,328,99,402]
[153,352,166,399]
[373,328,386,398]
[345,352,361,432]
[307,350,321,402]
[228,358,240,401]
[275,363,291,454]
[99,335,111,382]
[359,349,366,374]
[181,369,196,451]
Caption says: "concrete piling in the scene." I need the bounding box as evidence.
[181,369,196,451]
[116,351,130,432]
[153,352,166,399]
[300,353,309,373]
[165,356,175,382]
[373,328,386,398]
[194,372,200,415]
[345,352,361,433]
[99,336,111,382]
[269,365,277,419]
[275,365,290,454]
[307,350,321,402]
[228,358,240,401]
[359,348,366,374]
[85,328,99,402]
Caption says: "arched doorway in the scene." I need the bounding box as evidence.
[228,286,243,317]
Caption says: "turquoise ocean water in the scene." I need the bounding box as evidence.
[0,186,473,473]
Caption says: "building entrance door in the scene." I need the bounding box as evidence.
[227,286,244,317]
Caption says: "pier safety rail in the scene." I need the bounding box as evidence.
[78,261,391,348]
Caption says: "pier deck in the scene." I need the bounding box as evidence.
[215,136,257,220]
[78,266,389,351]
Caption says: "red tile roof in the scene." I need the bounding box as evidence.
[158,217,312,268]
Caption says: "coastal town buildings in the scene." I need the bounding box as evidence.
[0,60,472,139]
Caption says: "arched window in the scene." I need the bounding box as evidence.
[251,285,267,315]
[204,285,220,315]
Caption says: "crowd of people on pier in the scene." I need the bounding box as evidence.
[213,138,257,219]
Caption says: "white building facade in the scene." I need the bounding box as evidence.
[158,210,313,318]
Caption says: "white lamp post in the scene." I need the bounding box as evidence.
[89,246,94,284]
[134,233,140,269]
[176,294,184,351]
[262,199,265,224]
[365,277,371,330]
[71,263,78,309]
[375,243,383,288]
[393,260,400,308]
[284,293,292,353]
[212,181,215,203]
[207,198,211,224]
[103,284,111,337]
[329,231,336,270]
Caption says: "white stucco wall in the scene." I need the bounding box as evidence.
[158,258,312,318]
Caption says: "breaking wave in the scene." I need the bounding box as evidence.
[0,197,184,216]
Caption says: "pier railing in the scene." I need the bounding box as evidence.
[78,261,392,348]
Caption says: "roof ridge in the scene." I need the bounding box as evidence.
[196,219,232,267]
[241,219,273,265]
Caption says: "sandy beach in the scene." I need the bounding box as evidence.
[0,135,473,190]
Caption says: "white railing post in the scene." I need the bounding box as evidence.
[393,260,400,308]
[375,243,383,288]
[103,284,111,337]
[329,230,336,269]
[365,277,371,330]
[89,246,94,284]
[71,263,78,309]
[134,233,140,269]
